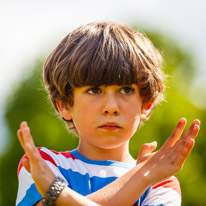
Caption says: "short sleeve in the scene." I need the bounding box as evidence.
[141,176,181,206]
[16,148,68,206]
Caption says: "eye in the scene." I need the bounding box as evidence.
[119,86,135,95]
[86,87,102,95]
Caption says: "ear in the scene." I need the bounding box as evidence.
[56,100,72,121]
[140,103,153,120]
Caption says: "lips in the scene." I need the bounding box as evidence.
[99,122,121,130]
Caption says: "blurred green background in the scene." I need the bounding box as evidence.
[0,27,205,206]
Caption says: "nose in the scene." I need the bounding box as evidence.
[101,92,120,116]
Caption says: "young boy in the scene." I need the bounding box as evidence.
[16,21,200,206]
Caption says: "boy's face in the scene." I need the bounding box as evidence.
[58,84,150,155]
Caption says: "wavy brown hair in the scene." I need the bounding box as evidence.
[43,21,165,135]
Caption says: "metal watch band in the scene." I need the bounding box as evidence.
[42,176,67,206]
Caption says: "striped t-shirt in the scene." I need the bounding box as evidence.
[16,147,181,206]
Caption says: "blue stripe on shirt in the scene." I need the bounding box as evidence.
[71,149,136,168]
[17,183,42,206]
[59,166,118,195]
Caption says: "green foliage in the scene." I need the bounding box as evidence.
[1,29,206,206]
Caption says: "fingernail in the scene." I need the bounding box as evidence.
[194,119,200,126]
[151,141,157,146]
[179,118,186,124]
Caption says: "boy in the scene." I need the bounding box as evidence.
[16,21,200,206]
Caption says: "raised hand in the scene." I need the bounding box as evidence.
[137,118,200,185]
[17,121,55,196]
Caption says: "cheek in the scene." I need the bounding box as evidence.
[73,107,95,129]
[127,107,142,128]
[128,104,142,119]
[132,115,141,126]
[129,116,141,136]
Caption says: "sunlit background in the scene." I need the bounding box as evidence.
[0,0,206,205]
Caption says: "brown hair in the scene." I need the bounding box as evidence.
[43,21,165,135]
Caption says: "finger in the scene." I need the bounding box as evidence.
[22,158,31,173]
[17,121,30,150]
[17,129,25,149]
[17,123,38,161]
[138,141,157,158]
[20,121,28,130]
[181,119,200,142]
[22,127,39,160]
[193,119,200,126]
[21,126,35,148]
[172,121,200,167]
[20,123,42,164]
[163,118,187,148]
[174,138,195,168]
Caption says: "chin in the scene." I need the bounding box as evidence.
[96,141,129,150]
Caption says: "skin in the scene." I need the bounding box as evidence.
[17,84,200,206]
[57,85,148,162]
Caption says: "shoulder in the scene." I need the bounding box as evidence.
[17,147,77,177]
[152,176,181,197]
[141,176,181,206]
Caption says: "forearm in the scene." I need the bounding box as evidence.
[35,163,170,206]
[56,188,101,206]
[54,165,150,206]
[87,165,150,206]
[34,190,101,206]
[49,165,150,206]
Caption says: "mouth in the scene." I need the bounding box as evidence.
[99,122,122,130]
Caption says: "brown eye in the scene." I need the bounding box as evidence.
[120,87,134,95]
[87,87,101,94]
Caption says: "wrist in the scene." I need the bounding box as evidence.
[42,176,67,206]
[55,187,101,206]
[134,164,153,188]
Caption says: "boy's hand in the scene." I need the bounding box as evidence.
[137,118,200,185]
[17,121,55,196]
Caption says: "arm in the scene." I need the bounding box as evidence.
[17,123,100,206]
[17,118,200,206]
[87,118,199,205]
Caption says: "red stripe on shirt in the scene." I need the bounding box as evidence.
[51,150,78,160]
[17,148,78,177]
[152,177,181,197]
[17,154,29,177]
[39,149,57,167]
[18,147,57,177]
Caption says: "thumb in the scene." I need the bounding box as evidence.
[138,141,157,158]
[22,158,31,173]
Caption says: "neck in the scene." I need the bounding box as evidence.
[77,141,135,163]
